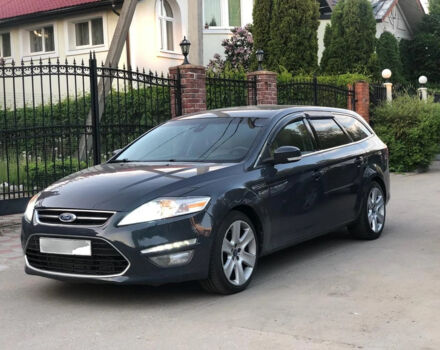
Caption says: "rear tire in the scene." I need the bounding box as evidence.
[348,181,386,240]
[200,211,258,294]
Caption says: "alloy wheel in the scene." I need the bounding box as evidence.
[367,187,385,233]
[221,220,257,286]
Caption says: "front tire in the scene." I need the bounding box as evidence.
[200,211,258,294]
[348,181,386,240]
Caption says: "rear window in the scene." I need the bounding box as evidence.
[309,118,351,150]
[335,115,371,141]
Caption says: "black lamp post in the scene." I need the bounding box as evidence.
[256,49,264,71]
[180,37,191,65]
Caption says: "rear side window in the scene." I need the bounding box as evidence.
[335,115,371,141]
[309,118,350,150]
[270,120,315,155]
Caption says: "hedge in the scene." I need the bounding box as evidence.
[373,95,440,172]
[277,67,370,86]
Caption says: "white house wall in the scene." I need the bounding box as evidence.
[0,10,125,109]
[376,4,412,40]
[202,0,253,65]
[0,1,190,108]
[130,0,187,73]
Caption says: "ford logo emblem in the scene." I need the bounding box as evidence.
[59,213,77,223]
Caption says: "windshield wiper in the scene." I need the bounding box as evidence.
[108,158,137,163]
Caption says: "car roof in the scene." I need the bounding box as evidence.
[177,105,362,121]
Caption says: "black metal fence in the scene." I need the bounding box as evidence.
[206,73,256,109]
[0,54,179,213]
[277,76,355,110]
[370,83,387,106]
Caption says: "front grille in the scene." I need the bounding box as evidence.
[26,235,129,276]
[36,209,114,226]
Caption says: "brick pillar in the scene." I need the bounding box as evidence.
[247,71,278,105]
[354,81,370,123]
[169,64,206,117]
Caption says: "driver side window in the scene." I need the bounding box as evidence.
[269,119,315,156]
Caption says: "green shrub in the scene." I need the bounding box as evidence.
[252,0,273,69]
[376,32,404,84]
[1,86,170,158]
[373,95,440,172]
[268,0,319,74]
[26,159,87,187]
[277,68,370,87]
[206,64,249,109]
[321,0,376,75]
[277,68,369,107]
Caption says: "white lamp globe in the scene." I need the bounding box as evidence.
[418,76,428,85]
[382,69,392,80]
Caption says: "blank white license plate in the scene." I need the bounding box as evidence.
[39,237,92,256]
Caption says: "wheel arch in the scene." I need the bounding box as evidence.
[371,176,387,200]
[230,204,265,255]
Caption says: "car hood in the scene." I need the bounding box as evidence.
[36,162,236,211]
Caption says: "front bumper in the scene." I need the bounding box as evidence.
[21,210,214,285]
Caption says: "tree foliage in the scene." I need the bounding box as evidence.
[267,0,319,74]
[320,0,376,75]
[376,32,404,83]
[400,0,440,83]
[252,0,273,59]
[429,0,440,17]
[207,25,254,72]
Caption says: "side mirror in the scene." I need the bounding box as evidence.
[273,146,302,164]
[112,149,122,156]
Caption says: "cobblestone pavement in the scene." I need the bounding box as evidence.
[0,214,23,271]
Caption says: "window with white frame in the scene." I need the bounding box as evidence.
[29,26,55,53]
[0,32,11,57]
[157,0,174,51]
[74,17,104,48]
[204,0,241,28]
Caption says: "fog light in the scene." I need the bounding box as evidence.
[149,250,194,267]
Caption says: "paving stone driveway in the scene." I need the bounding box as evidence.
[0,214,23,270]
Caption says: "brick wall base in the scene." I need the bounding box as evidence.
[247,71,278,105]
[169,64,206,117]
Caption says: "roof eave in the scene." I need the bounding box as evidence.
[0,0,123,29]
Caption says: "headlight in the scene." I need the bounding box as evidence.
[118,197,211,226]
[24,194,39,222]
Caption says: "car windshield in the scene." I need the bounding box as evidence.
[113,117,267,163]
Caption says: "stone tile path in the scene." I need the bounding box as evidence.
[0,214,24,270]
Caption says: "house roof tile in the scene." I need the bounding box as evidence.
[324,0,425,20]
[0,0,101,21]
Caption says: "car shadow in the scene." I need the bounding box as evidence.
[33,228,380,306]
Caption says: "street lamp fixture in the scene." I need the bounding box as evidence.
[418,76,428,101]
[256,49,264,71]
[382,69,392,81]
[418,75,428,85]
[382,69,393,103]
[180,37,191,65]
